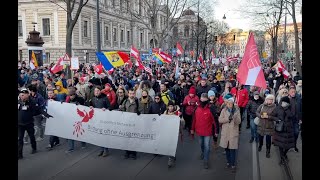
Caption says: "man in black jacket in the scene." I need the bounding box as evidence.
[18,88,52,159]
[90,86,111,157]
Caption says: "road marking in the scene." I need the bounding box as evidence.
[252,142,260,180]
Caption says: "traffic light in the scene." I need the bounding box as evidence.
[233,35,235,40]
[214,36,217,41]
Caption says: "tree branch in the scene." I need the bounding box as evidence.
[49,0,67,12]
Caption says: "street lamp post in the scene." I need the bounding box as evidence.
[96,0,101,53]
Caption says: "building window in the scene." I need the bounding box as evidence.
[105,26,109,40]
[18,20,23,37]
[112,0,115,7]
[140,32,143,46]
[113,28,117,42]
[126,0,129,12]
[127,31,130,44]
[84,20,88,37]
[120,0,123,11]
[138,0,142,15]
[45,52,50,63]
[121,29,124,42]
[184,26,189,37]
[85,53,89,63]
[42,18,50,36]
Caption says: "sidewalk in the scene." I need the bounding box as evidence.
[259,135,302,180]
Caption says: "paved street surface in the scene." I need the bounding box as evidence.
[18,122,302,180]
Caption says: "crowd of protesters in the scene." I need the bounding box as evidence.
[18,58,302,170]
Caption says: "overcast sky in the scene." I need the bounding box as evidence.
[214,0,302,31]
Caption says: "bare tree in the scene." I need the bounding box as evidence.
[130,0,188,49]
[284,0,302,74]
[240,0,284,63]
[50,0,89,57]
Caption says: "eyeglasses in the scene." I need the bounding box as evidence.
[155,98,160,100]
[118,92,124,94]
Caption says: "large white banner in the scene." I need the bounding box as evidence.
[45,101,180,156]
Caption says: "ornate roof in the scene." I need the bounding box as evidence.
[182,9,195,16]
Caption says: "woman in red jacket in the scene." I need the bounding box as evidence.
[101,83,117,109]
[191,93,217,169]
[182,86,200,132]
[230,84,249,131]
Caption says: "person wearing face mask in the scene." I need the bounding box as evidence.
[191,93,217,169]
[218,95,241,172]
[273,96,295,164]
[247,91,264,143]
[256,94,277,158]
[138,90,153,114]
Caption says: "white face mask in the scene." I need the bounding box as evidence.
[281,102,290,108]
[254,96,259,100]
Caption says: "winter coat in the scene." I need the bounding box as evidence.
[219,106,241,149]
[230,87,249,108]
[191,104,216,136]
[76,83,89,100]
[120,98,139,113]
[273,105,295,150]
[90,95,110,109]
[289,94,302,123]
[256,103,277,136]
[182,95,200,115]
[101,90,117,108]
[196,84,211,98]
[138,96,153,114]
[247,98,264,118]
[148,101,166,114]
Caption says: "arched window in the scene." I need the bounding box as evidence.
[184,26,189,37]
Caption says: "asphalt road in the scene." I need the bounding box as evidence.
[19,120,281,180]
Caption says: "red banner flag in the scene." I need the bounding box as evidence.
[236,33,266,88]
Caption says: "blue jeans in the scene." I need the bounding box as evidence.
[226,148,236,166]
[250,116,258,141]
[100,147,109,152]
[68,139,86,150]
[199,136,211,162]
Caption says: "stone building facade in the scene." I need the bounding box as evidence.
[18,0,165,64]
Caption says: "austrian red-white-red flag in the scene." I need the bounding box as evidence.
[51,57,64,74]
[144,66,153,75]
[130,46,144,70]
[273,60,290,78]
[176,42,184,55]
[236,32,266,88]
[198,53,206,68]
[159,51,172,63]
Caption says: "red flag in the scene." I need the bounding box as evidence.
[236,33,266,88]
[94,63,103,74]
[130,46,144,70]
[198,53,206,68]
[108,68,114,75]
[159,51,172,63]
[130,46,140,59]
[50,57,64,74]
[144,66,153,75]
[117,51,129,63]
[176,42,184,55]
[273,60,290,78]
